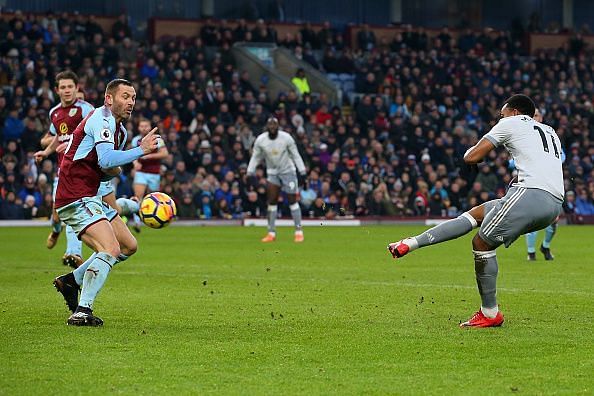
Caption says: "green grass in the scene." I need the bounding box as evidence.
[0,225,593,395]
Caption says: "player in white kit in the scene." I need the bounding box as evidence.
[386,95,564,328]
[247,117,307,243]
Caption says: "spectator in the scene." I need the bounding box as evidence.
[357,24,376,51]
[0,191,24,219]
[291,68,310,96]
[178,193,198,219]
[112,14,132,41]
[3,109,24,143]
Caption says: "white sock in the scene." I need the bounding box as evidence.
[481,305,499,318]
[404,237,419,251]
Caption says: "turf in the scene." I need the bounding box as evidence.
[0,225,592,395]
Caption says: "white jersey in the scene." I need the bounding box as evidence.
[247,130,306,176]
[484,115,564,200]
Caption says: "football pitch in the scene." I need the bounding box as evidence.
[0,225,592,394]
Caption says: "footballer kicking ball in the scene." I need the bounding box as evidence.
[139,192,177,229]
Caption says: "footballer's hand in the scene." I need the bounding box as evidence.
[56,142,68,154]
[102,166,122,177]
[140,127,160,154]
[34,150,48,164]
[298,173,306,188]
[133,160,142,170]
[247,173,258,185]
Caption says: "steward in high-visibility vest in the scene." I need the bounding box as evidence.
[291,68,310,95]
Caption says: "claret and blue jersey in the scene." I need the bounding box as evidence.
[55,105,143,208]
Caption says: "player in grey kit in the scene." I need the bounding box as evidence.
[247,117,307,242]
[387,95,564,328]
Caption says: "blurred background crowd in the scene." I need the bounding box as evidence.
[0,10,593,221]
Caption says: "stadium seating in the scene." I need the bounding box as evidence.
[0,12,592,220]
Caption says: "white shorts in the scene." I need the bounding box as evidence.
[479,187,562,248]
[267,173,298,194]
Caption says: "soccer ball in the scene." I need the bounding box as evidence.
[139,192,177,229]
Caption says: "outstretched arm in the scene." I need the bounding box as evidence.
[96,127,160,168]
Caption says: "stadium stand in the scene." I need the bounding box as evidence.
[0,11,592,221]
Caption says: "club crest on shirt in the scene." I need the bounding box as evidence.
[59,122,68,134]
[101,129,112,140]
[68,108,78,117]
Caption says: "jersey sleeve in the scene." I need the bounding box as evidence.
[484,118,513,147]
[79,101,95,118]
[96,143,144,169]
[86,114,115,146]
[287,136,306,174]
[48,110,57,135]
[246,138,263,175]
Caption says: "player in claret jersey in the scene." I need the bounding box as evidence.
[387,95,564,328]
[131,118,169,229]
[35,71,94,268]
[52,79,160,326]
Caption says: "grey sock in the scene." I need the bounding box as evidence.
[474,250,498,309]
[415,213,476,248]
[290,203,302,230]
[267,205,277,233]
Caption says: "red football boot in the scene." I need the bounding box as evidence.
[460,310,504,328]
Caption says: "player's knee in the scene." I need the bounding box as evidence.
[105,244,121,258]
[472,233,491,251]
[121,237,138,256]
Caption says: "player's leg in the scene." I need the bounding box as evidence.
[540,222,557,260]
[262,177,281,242]
[47,178,62,248]
[525,231,537,261]
[459,232,505,328]
[109,215,138,262]
[99,181,137,216]
[115,195,140,217]
[461,187,532,327]
[387,202,491,258]
[283,173,303,242]
[461,187,561,328]
[62,225,84,268]
[67,209,136,292]
[287,193,303,242]
[102,180,140,231]
[68,220,120,326]
[47,209,62,248]
[133,171,148,200]
[52,197,120,326]
[132,175,151,232]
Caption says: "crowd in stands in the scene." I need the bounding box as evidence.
[0,11,593,221]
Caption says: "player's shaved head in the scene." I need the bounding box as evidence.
[503,94,536,117]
